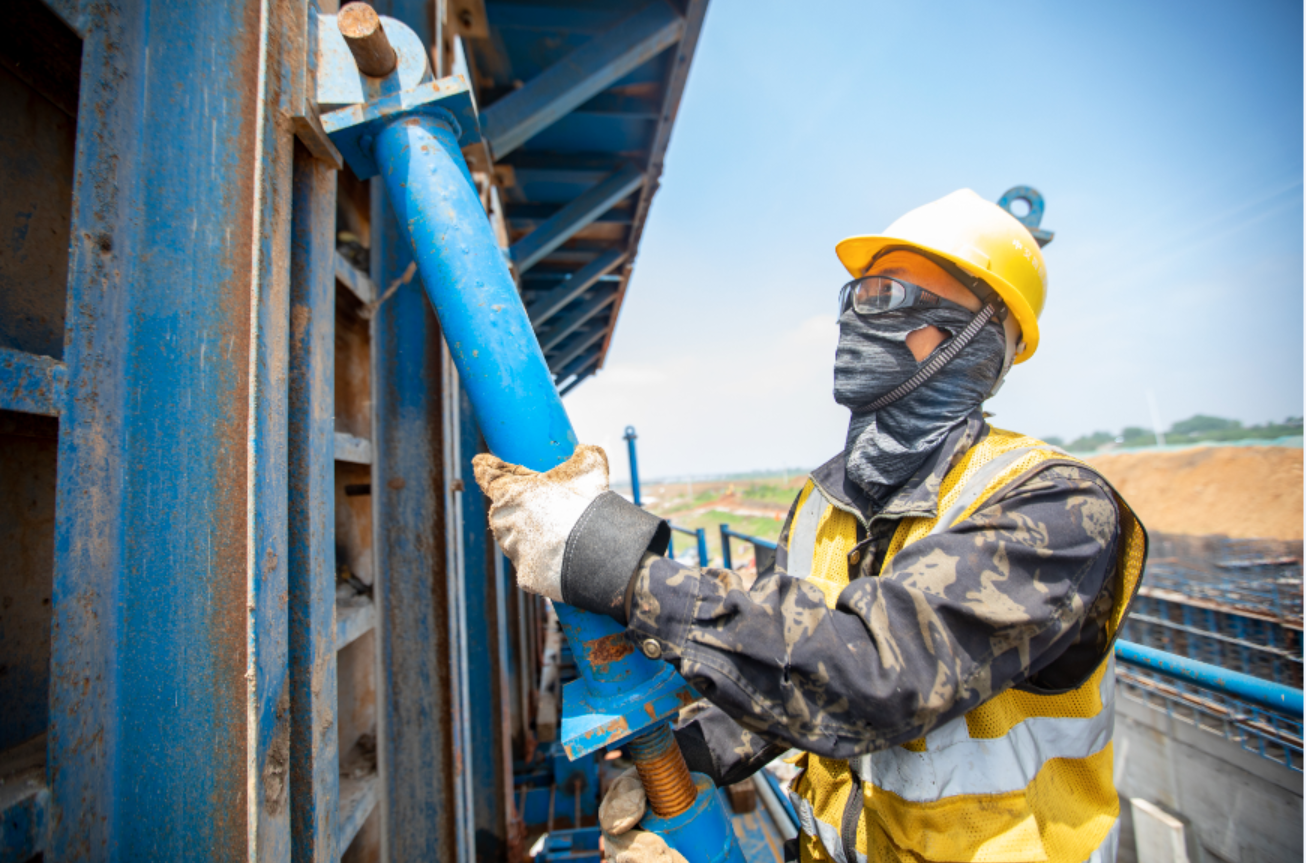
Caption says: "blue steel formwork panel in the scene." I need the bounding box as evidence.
[48,0,297,859]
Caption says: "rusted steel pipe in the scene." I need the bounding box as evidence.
[626,723,699,818]
[338,3,398,77]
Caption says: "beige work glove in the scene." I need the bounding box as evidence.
[600,769,689,863]
[471,444,609,601]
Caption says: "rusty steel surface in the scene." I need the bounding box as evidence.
[41,0,299,857]
[627,724,697,818]
[337,3,398,78]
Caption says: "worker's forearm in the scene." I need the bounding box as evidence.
[673,702,790,786]
[625,465,1120,759]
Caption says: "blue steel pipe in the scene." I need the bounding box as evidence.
[1115,639,1303,718]
[370,110,741,863]
[624,425,642,506]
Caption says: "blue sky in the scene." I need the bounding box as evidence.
[564,0,1304,480]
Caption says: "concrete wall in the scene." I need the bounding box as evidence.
[1114,692,1302,863]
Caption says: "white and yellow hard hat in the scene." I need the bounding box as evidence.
[835,189,1048,362]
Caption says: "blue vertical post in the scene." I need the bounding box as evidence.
[720,525,733,569]
[372,169,463,858]
[460,389,513,862]
[287,143,341,863]
[50,0,296,857]
[696,529,709,568]
[624,425,642,506]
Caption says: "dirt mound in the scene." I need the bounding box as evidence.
[1086,446,1303,540]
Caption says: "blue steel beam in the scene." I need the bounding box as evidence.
[0,347,65,416]
[510,165,645,274]
[540,289,618,353]
[1115,640,1304,718]
[588,0,710,380]
[549,326,608,374]
[287,145,341,863]
[527,248,627,327]
[554,343,603,382]
[50,1,298,858]
[480,0,685,159]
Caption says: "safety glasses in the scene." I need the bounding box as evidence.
[838,275,974,318]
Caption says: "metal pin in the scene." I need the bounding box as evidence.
[337,2,398,78]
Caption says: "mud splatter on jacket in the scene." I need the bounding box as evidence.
[636,412,1124,781]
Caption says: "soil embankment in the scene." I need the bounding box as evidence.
[1086,446,1303,540]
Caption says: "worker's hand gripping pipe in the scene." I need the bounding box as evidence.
[320,9,744,861]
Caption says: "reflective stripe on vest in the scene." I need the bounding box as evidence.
[786,428,1146,863]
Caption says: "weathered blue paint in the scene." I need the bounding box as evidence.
[0,784,49,863]
[0,347,65,417]
[556,610,699,759]
[640,774,746,863]
[371,164,462,859]
[460,386,514,862]
[623,426,642,506]
[360,111,579,466]
[1116,640,1304,718]
[49,1,294,858]
[480,0,685,160]
[321,77,481,179]
[333,251,376,305]
[509,166,645,274]
[287,145,340,863]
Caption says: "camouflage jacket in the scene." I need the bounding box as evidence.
[636,412,1123,784]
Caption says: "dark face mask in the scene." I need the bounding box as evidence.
[833,305,1005,497]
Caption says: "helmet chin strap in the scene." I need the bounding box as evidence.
[853,246,1016,412]
[854,301,1003,414]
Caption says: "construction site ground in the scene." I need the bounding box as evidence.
[637,445,1304,568]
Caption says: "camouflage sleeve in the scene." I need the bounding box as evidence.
[626,464,1120,759]
[672,701,790,786]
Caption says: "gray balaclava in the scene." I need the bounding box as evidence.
[833,302,1005,501]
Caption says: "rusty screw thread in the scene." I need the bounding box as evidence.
[626,723,698,818]
[338,2,398,78]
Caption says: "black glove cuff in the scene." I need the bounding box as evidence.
[561,491,669,625]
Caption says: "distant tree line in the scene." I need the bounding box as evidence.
[1046,415,1304,453]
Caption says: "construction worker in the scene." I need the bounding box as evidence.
[475,189,1147,863]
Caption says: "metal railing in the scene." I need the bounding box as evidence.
[668,525,709,567]
[720,524,777,570]
[1115,640,1303,771]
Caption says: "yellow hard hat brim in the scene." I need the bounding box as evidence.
[835,235,1040,363]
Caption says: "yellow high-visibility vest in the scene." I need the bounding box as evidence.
[786,428,1146,863]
